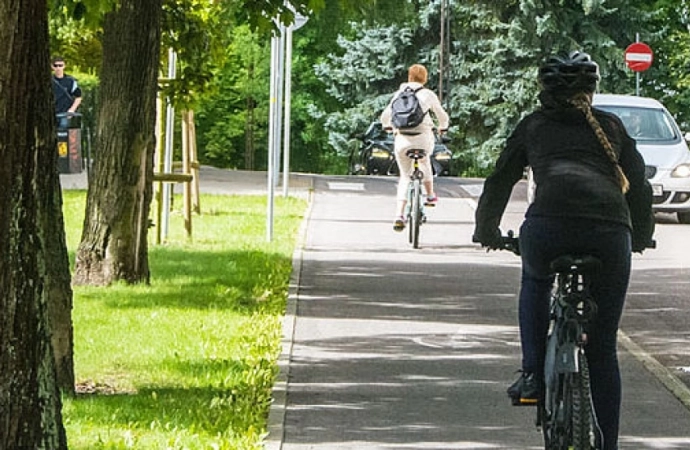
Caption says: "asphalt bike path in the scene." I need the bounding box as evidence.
[268,176,690,450]
[60,169,690,448]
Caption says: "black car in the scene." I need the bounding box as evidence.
[349,121,452,176]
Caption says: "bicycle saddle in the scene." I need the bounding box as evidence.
[549,255,603,274]
[405,148,426,159]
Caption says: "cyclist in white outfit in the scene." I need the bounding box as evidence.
[380,64,450,231]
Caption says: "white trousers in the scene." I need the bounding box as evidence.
[394,131,435,200]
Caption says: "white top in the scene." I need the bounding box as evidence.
[380,82,450,132]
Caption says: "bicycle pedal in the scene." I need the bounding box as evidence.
[511,396,538,406]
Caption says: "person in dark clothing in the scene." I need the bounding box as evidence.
[51,56,82,114]
[473,51,654,450]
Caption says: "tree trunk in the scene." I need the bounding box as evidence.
[245,93,255,170]
[0,0,68,447]
[73,0,162,286]
[40,181,75,394]
[37,117,75,393]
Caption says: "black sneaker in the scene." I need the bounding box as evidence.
[507,371,541,406]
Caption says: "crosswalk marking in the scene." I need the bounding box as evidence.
[327,182,365,191]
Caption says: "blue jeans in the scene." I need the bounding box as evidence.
[518,216,631,450]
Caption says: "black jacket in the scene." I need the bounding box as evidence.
[474,93,654,251]
[52,75,82,114]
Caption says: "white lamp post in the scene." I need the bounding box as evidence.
[267,8,308,241]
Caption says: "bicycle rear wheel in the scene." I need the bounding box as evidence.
[541,351,596,450]
[409,179,421,248]
[571,354,596,449]
[541,371,569,450]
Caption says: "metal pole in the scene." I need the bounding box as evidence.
[267,34,280,241]
[636,32,640,96]
[162,49,176,241]
[282,25,293,197]
[445,0,451,111]
[438,0,446,102]
[273,24,286,189]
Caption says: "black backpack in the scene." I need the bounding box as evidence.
[390,86,427,129]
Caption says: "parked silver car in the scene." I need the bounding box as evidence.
[593,94,690,223]
[526,94,690,223]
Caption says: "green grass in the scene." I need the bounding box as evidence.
[61,191,307,449]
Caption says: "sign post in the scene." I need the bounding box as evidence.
[282,11,308,198]
[624,40,653,96]
[267,8,309,241]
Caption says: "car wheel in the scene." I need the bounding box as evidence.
[431,159,442,178]
[677,212,690,224]
[387,161,399,176]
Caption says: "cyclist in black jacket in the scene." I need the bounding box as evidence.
[473,51,654,450]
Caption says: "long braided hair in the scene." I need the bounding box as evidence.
[569,93,630,193]
[539,51,630,193]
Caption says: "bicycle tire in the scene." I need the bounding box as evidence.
[542,371,569,450]
[407,182,414,244]
[571,353,596,449]
[411,179,421,248]
[542,352,596,450]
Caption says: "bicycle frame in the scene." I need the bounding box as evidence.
[494,233,655,450]
[494,235,599,449]
[404,149,426,249]
[540,255,601,450]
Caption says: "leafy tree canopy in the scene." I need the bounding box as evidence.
[312,0,680,175]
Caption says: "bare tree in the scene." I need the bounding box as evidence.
[0,0,68,447]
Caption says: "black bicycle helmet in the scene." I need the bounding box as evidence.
[538,50,600,93]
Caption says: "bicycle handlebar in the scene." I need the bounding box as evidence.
[56,112,82,118]
[475,230,656,257]
[383,126,448,135]
[471,230,520,255]
[500,233,520,256]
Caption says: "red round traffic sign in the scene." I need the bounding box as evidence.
[625,42,653,72]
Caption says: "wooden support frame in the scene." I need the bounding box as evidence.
[153,107,200,243]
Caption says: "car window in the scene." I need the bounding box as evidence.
[596,105,679,142]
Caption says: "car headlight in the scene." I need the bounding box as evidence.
[371,149,391,159]
[433,152,451,161]
[671,164,690,178]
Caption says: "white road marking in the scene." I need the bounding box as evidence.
[327,182,365,191]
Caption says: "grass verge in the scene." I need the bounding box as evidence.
[61,191,307,449]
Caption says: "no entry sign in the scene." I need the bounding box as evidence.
[625,42,653,72]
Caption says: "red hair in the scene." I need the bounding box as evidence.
[408,64,428,84]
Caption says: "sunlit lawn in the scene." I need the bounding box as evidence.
[61,191,306,449]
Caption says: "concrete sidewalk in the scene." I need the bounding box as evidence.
[59,166,312,198]
[267,181,690,449]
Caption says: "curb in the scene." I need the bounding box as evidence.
[468,195,690,413]
[264,185,314,450]
[618,330,690,410]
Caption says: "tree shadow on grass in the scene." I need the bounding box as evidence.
[68,357,275,445]
[76,248,293,314]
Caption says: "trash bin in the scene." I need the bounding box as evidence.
[57,113,82,174]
